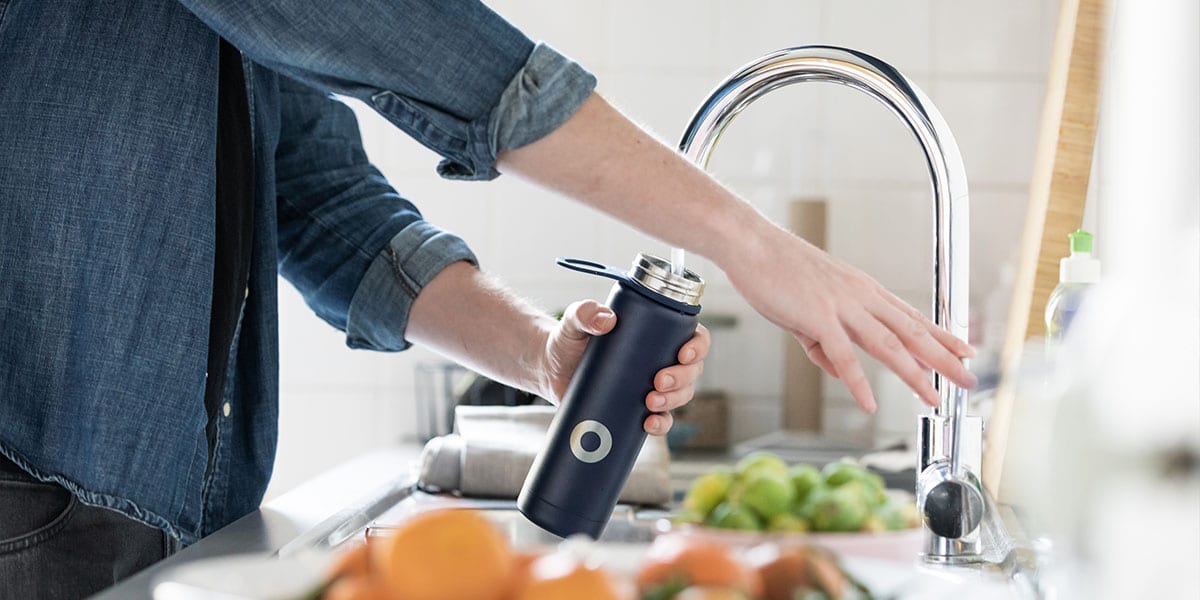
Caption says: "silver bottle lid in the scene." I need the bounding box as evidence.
[628,253,704,306]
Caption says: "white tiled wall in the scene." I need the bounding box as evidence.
[268,0,1057,498]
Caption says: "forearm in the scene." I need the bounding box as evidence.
[406,261,555,397]
[495,92,978,413]
[496,93,781,269]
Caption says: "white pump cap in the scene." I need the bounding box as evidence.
[1060,229,1101,284]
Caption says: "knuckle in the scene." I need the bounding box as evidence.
[827,348,857,366]
[908,315,928,336]
[563,300,588,322]
[879,331,904,352]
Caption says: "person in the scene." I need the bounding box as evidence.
[0,1,976,597]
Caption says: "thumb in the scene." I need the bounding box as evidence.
[560,300,616,340]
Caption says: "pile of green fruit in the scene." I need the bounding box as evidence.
[677,452,920,534]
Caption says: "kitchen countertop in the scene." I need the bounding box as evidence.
[95,442,1022,599]
[93,445,425,600]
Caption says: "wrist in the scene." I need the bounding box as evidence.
[524,313,558,400]
[706,200,781,273]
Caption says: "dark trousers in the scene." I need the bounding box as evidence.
[0,455,179,599]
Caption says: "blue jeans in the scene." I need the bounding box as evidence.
[0,456,179,599]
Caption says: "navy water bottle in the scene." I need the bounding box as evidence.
[518,253,704,538]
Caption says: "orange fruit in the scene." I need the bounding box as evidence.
[636,536,762,597]
[513,552,633,600]
[507,549,545,597]
[746,544,812,600]
[326,542,372,582]
[322,576,394,600]
[373,509,514,600]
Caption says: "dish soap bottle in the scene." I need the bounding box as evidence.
[1045,229,1101,345]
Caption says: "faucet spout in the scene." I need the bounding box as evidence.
[677,46,981,562]
[677,45,970,412]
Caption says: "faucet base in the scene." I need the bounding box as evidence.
[923,528,983,564]
[917,415,987,564]
[921,552,986,566]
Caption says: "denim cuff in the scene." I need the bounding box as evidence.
[436,42,597,181]
[345,221,478,351]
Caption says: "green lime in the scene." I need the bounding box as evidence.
[902,501,921,528]
[706,501,762,531]
[861,514,887,533]
[821,460,868,487]
[788,464,823,505]
[873,496,921,531]
[766,513,810,533]
[682,471,734,518]
[740,470,796,519]
[808,486,870,532]
[736,451,789,479]
[839,480,888,509]
[671,509,706,526]
[793,484,823,521]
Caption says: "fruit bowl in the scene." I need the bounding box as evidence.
[658,521,925,563]
[674,453,927,562]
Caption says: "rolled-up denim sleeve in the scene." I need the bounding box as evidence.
[177,0,596,180]
[276,77,476,352]
[345,222,475,351]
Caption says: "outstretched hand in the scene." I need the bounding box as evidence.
[538,299,710,436]
[726,224,978,413]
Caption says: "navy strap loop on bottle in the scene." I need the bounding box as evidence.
[555,257,627,281]
[556,257,701,315]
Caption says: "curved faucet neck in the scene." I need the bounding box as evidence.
[676,45,971,416]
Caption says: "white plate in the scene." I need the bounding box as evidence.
[664,523,925,562]
[152,553,331,600]
[150,535,1014,600]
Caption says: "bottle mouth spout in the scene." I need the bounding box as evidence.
[629,253,705,306]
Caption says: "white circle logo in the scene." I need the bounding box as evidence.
[569,420,613,464]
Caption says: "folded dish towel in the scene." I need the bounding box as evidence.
[417,405,672,506]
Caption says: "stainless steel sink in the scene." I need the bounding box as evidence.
[365,491,664,548]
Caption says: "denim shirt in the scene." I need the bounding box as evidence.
[0,0,594,543]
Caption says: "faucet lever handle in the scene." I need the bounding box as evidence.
[922,477,985,539]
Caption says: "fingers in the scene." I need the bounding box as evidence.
[798,335,839,377]
[654,362,703,393]
[646,384,695,412]
[558,299,615,340]
[644,412,673,436]
[873,301,978,391]
[677,324,711,364]
[883,290,975,359]
[643,324,708,437]
[819,328,877,413]
[843,308,941,408]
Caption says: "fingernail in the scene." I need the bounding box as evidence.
[650,394,666,410]
[661,374,675,389]
[593,310,614,327]
[682,347,697,362]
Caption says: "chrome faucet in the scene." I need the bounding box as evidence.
[676,46,986,563]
